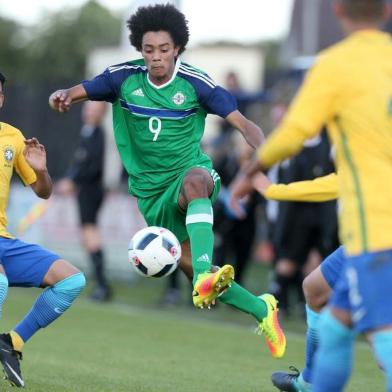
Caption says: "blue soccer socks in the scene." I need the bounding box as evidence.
[14,272,85,343]
[0,273,8,319]
[312,310,355,392]
[301,305,321,383]
[373,330,392,392]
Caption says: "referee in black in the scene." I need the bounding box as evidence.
[57,101,111,302]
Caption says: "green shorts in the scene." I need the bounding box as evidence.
[137,166,221,243]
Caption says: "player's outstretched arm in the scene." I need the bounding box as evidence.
[24,138,53,199]
[49,84,88,113]
[225,110,265,149]
[253,172,338,202]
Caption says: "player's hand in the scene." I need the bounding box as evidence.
[49,89,72,112]
[252,172,272,196]
[229,173,254,219]
[23,138,47,172]
[230,157,263,218]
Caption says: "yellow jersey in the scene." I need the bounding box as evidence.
[0,122,37,238]
[265,173,338,202]
[258,30,392,255]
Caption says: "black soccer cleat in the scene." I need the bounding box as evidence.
[271,366,305,392]
[0,333,24,387]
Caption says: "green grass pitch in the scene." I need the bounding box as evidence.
[0,282,383,392]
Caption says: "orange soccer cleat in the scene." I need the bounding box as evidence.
[192,264,234,309]
[256,294,286,359]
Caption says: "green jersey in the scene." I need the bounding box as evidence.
[83,58,237,198]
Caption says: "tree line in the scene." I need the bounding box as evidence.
[0,0,122,84]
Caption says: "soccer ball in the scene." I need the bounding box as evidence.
[128,226,181,278]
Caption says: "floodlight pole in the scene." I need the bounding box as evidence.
[302,0,320,55]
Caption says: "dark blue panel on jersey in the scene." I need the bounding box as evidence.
[137,233,159,250]
[202,86,237,118]
[178,65,237,118]
[120,100,198,118]
[83,62,146,103]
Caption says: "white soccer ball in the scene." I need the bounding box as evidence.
[128,226,181,278]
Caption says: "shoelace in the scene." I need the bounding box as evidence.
[288,365,300,376]
[255,323,277,342]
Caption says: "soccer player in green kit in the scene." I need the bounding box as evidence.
[49,3,285,358]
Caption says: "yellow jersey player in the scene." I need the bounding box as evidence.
[0,72,85,388]
[231,1,392,391]
[254,172,340,391]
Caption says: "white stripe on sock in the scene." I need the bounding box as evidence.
[186,213,213,225]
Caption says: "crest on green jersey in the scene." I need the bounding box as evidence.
[172,92,185,105]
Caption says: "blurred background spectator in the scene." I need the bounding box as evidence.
[212,133,262,286]
[56,101,112,302]
[267,130,338,316]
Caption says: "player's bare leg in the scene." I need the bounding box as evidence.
[179,240,193,280]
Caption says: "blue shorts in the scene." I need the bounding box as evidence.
[320,246,346,289]
[0,237,60,287]
[329,249,392,333]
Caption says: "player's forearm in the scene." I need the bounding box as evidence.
[225,110,264,149]
[240,119,265,149]
[264,174,338,202]
[31,169,53,199]
[64,84,88,105]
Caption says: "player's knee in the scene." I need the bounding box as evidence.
[303,274,324,311]
[182,172,209,198]
[302,274,314,303]
[69,272,86,293]
[54,271,86,297]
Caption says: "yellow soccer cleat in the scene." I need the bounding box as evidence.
[256,293,286,359]
[192,264,234,309]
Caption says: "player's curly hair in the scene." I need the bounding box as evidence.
[339,0,385,21]
[127,3,189,55]
[0,72,6,89]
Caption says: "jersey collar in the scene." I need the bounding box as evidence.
[147,58,181,89]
